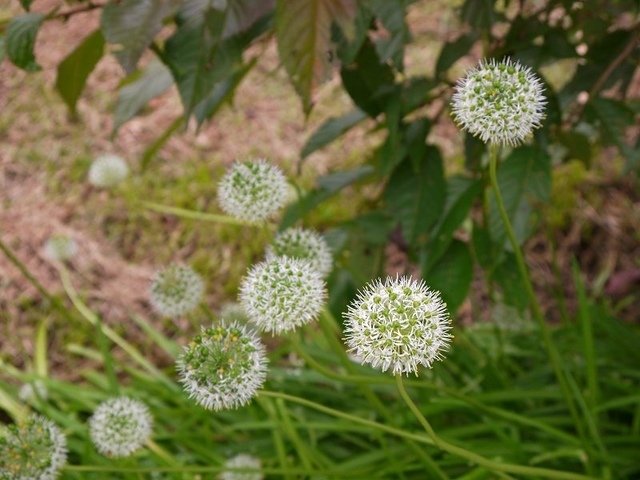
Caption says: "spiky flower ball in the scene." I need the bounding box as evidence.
[220,454,263,480]
[43,235,77,262]
[177,323,268,411]
[18,379,48,403]
[88,154,129,188]
[451,58,545,146]
[240,257,326,335]
[217,160,289,223]
[344,276,452,375]
[266,228,333,278]
[149,264,204,317]
[89,397,153,458]
[0,415,67,480]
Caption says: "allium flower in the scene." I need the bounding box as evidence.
[220,454,263,480]
[0,414,67,480]
[239,257,326,335]
[89,397,153,458]
[177,322,268,411]
[266,228,333,278]
[451,58,546,146]
[88,154,129,188]
[344,276,452,375]
[18,379,48,403]
[149,264,204,317]
[217,160,289,223]
[43,235,77,262]
[219,302,250,324]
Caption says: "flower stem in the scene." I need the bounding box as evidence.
[394,376,594,480]
[142,201,256,226]
[488,146,586,444]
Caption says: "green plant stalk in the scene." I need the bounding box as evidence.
[394,376,595,480]
[142,201,256,226]
[275,397,324,471]
[263,389,596,480]
[317,310,448,479]
[257,397,293,480]
[488,147,588,443]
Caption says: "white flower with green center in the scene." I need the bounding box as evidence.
[89,397,153,458]
[451,58,546,146]
[149,264,204,317]
[239,257,326,335]
[217,160,289,223]
[18,379,48,403]
[220,453,263,480]
[0,415,67,480]
[43,235,77,262]
[266,228,333,278]
[344,276,452,375]
[177,322,268,411]
[88,154,129,188]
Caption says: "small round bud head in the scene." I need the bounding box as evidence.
[177,323,268,411]
[150,264,204,317]
[266,228,333,278]
[18,379,48,403]
[220,454,263,480]
[0,414,67,480]
[217,159,289,223]
[88,154,129,188]
[451,58,546,146]
[239,257,326,335]
[43,235,77,262]
[89,397,153,458]
[219,302,250,324]
[344,276,452,375]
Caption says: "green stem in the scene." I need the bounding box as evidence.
[257,397,293,480]
[488,147,586,442]
[394,376,595,480]
[142,201,256,227]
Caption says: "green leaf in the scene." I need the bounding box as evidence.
[114,60,173,132]
[20,0,33,10]
[493,253,528,310]
[341,37,396,117]
[276,0,357,113]
[472,223,497,271]
[162,3,266,119]
[0,37,5,64]
[5,12,44,71]
[421,176,482,273]
[557,131,591,165]
[101,0,181,73]
[193,59,255,124]
[55,30,105,114]
[280,165,374,229]
[301,108,367,159]
[179,0,274,37]
[461,0,497,31]
[384,126,445,246]
[436,33,477,75]
[488,146,551,247]
[425,240,473,314]
[366,0,411,70]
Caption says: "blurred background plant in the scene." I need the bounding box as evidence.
[0,0,639,478]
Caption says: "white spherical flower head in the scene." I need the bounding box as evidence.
[217,160,289,223]
[239,257,326,335]
[43,235,77,262]
[266,228,333,278]
[0,414,67,480]
[18,379,48,403]
[150,264,204,317]
[344,276,452,375]
[451,58,546,146]
[220,454,263,480]
[177,322,268,411]
[89,397,153,458]
[88,154,129,188]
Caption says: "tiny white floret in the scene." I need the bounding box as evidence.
[88,154,129,188]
